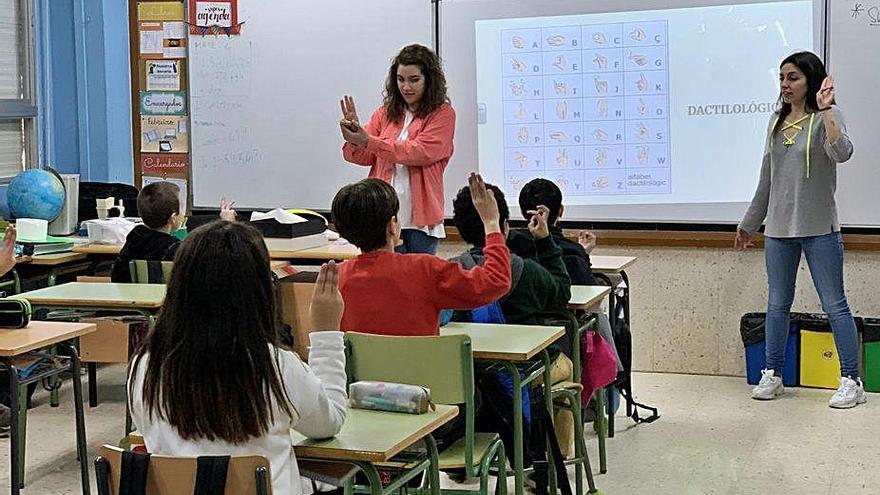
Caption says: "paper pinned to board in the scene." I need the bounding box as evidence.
[250,208,307,224]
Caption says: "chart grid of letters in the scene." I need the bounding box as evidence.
[501,21,671,197]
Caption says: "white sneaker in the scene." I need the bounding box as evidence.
[752,369,784,400]
[829,376,867,409]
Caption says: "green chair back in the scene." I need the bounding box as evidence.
[344,333,472,405]
[129,260,174,284]
[345,333,486,473]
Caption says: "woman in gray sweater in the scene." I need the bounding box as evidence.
[736,51,864,409]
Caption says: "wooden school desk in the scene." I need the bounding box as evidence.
[0,321,96,495]
[131,405,458,495]
[567,285,612,474]
[15,252,92,287]
[73,240,360,262]
[292,405,457,495]
[441,322,563,495]
[589,255,659,435]
[17,282,166,408]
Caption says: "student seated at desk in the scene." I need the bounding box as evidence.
[450,181,576,457]
[128,221,347,495]
[511,178,622,373]
[331,173,511,336]
[507,178,598,286]
[110,184,235,283]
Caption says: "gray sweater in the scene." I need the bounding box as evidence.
[740,107,853,238]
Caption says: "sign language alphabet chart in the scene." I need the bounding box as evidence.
[501,21,671,197]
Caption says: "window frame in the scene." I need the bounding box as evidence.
[0,0,39,183]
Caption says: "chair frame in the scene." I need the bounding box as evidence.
[94,445,272,495]
[344,333,507,495]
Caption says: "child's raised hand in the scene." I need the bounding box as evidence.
[468,173,501,234]
[577,230,597,253]
[310,261,344,332]
[0,224,17,276]
[526,205,551,240]
[220,196,236,221]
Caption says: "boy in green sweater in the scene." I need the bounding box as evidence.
[450,183,571,336]
[450,181,576,458]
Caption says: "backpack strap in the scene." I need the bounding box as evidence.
[119,450,151,495]
[193,455,231,495]
[530,398,573,495]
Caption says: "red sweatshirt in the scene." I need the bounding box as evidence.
[339,232,511,336]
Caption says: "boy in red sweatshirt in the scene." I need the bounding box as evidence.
[332,173,511,336]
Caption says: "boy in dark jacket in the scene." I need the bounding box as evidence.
[507,178,598,286]
[110,187,237,283]
[110,182,183,283]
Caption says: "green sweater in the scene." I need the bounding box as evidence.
[452,236,572,325]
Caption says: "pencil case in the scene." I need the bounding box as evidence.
[0,298,31,329]
[349,381,435,414]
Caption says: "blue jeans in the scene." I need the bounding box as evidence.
[764,231,860,378]
[395,229,439,255]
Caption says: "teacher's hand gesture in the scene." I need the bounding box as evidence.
[817,76,834,109]
[340,95,360,125]
[734,228,754,250]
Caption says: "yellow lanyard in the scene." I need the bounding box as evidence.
[770,113,815,178]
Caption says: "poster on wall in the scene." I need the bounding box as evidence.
[188,0,242,35]
[141,154,188,175]
[139,21,187,58]
[137,1,185,21]
[142,176,188,210]
[140,91,187,115]
[145,60,181,91]
[140,116,189,153]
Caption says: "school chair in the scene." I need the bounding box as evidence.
[94,445,272,495]
[0,267,21,295]
[345,332,507,495]
[128,260,174,284]
[548,313,602,495]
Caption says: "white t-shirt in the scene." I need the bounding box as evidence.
[392,110,446,238]
[128,332,347,495]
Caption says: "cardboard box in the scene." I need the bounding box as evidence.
[277,272,318,360]
[80,318,134,363]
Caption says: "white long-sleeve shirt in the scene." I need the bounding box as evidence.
[128,331,347,495]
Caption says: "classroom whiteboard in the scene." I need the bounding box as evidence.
[188,1,435,209]
[827,0,880,227]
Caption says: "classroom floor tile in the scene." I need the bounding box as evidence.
[1,368,877,494]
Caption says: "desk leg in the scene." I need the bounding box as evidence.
[88,363,97,407]
[65,344,91,495]
[8,361,22,494]
[541,351,558,495]
[500,362,525,495]
[351,462,383,495]
[423,434,441,495]
[50,346,60,407]
[595,389,607,474]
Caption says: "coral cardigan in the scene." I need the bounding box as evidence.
[342,103,455,227]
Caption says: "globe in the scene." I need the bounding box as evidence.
[7,169,66,221]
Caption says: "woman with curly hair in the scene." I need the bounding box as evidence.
[340,44,455,255]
